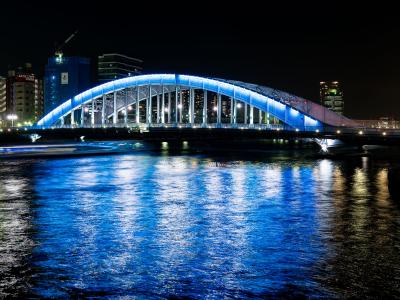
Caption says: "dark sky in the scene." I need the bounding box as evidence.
[1,1,399,119]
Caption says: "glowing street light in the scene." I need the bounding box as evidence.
[336,130,341,134]
[178,104,183,109]
[236,103,242,108]
[358,130,363,135]
[128,105,133,111]
[7,114,18,127]
[213,106,218,111]
[164,108,169,112]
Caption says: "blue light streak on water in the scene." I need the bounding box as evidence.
[0,148,399,298]
[23,155,330,298]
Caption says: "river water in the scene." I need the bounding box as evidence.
[0,142,399,299]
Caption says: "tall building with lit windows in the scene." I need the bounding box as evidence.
[320,81,344,115]
[97,53,143,82]
[44,56,91,113]
[5,63,44,126]
[0,76,6,127]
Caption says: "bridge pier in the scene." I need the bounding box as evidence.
[203,90,207,125]
[161,86,165,124]
[113,91,117,124]
[217,93,222,125]
[179,88,183,123]
[250,105,254,125]
[147,85,152,124]
[81,105,85,126]
[189,88,194,124]
[168,91,171,123]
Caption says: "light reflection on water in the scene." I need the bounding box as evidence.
[0,149,399,298]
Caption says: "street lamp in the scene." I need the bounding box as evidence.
[7,114,18,127]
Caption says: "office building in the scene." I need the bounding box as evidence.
[98,53,143,82]
[5,63,44,126]
[44,56,91,113]
[0,76,6,127]
[320,81,344,115]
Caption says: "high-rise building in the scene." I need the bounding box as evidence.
[98,53,143,83]
[0,76,6,127]
[44,56,91,114]
[320,81,344,115]
[5,63,44,126]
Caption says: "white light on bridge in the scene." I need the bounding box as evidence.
[315,129,320,133]
[358,130,363,135]
[213,106,218,111]
[236,103,242,108]
[84,107,89,113]
[178,104,183,109]
[164,108,169,112]
[295,128,299,132]
[128,105,133,111]
[336,130,341,134]
[382,132,387,136]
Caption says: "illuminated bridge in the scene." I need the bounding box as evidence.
[36,74,359,132]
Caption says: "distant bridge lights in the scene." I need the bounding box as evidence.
[127,105,133,111]
[336,130,341,134]
[358,130,364,135]
[213,106,218,111]
[236,103,242,108]
[383,132,387,136]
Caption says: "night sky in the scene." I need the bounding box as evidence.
[1,2,399,119]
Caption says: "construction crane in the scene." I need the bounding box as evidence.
[55,30,79,61]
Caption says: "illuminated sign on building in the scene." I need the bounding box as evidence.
[61,72,68,85]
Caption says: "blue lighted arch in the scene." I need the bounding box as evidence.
[37,74,325,129]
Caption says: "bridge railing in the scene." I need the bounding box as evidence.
[28,123,400,136]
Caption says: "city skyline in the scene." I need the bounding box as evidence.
[0,2,399,119]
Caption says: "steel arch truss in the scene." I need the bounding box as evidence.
[37,74,323,130]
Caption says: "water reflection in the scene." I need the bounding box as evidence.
[0,151,399,298]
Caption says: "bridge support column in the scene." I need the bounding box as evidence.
[91,99,95,126]
[113,91,117,124]
[136,87,140,124]
[233,99,237,124]
[217,93,222,125]
[102,94,106,125]
[179,88,183,123]
[156,92,160,124]
[244,104,247,124]
[147,85,152,124]
[81,105,85,127]
[259,109,262,124]
[124,91,129,125]
[250,105,254,125]
[60,116,64,126]
[175,86,178,123]
[161,86,165,124]
[189,88,194,124]
[71,110,75,125]
[168,92,171,123]
[203,90,207,125]
[230,97,234,124]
